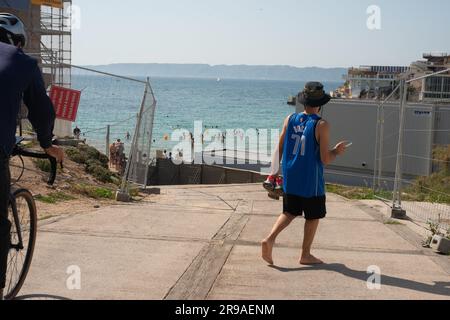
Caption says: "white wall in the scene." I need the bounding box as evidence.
[320,100,445,177]
[53,119,72,138]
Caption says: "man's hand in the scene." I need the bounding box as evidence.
[333,142,348,156]
[44,146,64,164]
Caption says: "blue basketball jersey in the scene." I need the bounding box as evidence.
[282,113,325,198]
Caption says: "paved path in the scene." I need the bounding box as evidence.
[19,184,450,300]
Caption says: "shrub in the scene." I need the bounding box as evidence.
[325,184,392,200]
[85,159,116,183]
[65,146,88,164]
[93,187,114,199]
[92,166,114,183]
[85,159,103,172]
[35,192,76,204]
[78,145,109,167]
[98,153,110,167]
[66,144,117,183]
[34,159,51,173]
[72,184,114,199]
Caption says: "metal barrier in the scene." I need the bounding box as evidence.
[373,69,450,230]
[67,65,157,198]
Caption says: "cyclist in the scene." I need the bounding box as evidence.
[0,13,64,300]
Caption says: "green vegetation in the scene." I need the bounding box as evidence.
[433,146,450,174]
[85,159,115,184]
[326,184,392,200]
[327,146,450,204]
[72,184,115,200]
[403,146,450,204]
[66,144,117,183]
[35,192,76,204]
[34,158,52,173]
[403,173,450,203]
[384,219,404,226]
[65,146,88,164]
[65,145,109,167]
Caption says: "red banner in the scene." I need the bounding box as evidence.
[49,86,81,122]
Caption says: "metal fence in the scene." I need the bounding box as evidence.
[120,78,157,191]
[68,65,157,195]
[373,70,450,231]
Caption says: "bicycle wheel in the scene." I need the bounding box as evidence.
[4,189,37,300]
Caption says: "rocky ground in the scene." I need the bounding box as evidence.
[9,144,140,220]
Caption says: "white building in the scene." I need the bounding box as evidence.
[408,53,450,102]
[343,65,409,99]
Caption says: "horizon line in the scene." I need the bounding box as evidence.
[74,62,353,69]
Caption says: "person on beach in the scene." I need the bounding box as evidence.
[114,139,125,172]
[73,126,81,140]
[109,143,117,167]
[261,82,348,266]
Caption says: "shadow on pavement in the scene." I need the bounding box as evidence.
[14,294,71,300]
[270,264,450,297]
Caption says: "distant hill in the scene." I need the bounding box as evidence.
[74,63,347,82]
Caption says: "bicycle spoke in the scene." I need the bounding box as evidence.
[6,258,15,293]
[6,252,20,296]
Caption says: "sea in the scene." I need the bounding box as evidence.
[71,75,339,157]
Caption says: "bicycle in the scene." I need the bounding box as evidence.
[4,137,58,300]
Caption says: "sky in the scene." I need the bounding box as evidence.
[72,0,450,68]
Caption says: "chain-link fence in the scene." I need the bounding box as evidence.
[120,79,157,190]
[373,71,450,231]
[68,66,157,195]
[71,67,146,156]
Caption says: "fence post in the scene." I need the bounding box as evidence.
[143,77,155,187]
[392,80,408,219]
[106,125,110,158]
[373,84,401,193]
[377,106,385,190]
[373,105,380,191]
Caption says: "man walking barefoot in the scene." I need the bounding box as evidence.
[262,82,347,266]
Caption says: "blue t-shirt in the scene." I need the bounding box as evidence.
[0,42,55,155]
[282,113,325,198]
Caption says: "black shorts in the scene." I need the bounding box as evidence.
[283,194,327,220]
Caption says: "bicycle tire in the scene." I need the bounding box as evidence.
[4,189,37,300]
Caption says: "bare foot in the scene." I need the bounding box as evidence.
[300,254,324,265]
[261,239,274,265]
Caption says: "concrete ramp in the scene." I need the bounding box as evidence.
[19,184,450,300]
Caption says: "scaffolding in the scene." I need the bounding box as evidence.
[36,0,72,89]
[34,1,73,136]
[0,1,73,135]
[0,1,72,87]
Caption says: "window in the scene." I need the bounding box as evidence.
[423,76,450,99]
[444,77,450,93]
[425,76,442,92]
